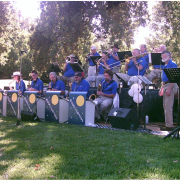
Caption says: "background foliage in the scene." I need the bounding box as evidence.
[0,1,180,80]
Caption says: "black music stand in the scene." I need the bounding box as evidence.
[70,62,83,72]
[162,68,180,139]
[89,56,102,65]
[117,51,132,62]
[137,76,152,129]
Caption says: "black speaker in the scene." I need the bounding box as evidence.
[108,108,140,130]
[21,110,40,122]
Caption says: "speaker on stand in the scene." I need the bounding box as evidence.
[108,108,140,130]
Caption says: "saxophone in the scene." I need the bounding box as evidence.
[89,84,102,100]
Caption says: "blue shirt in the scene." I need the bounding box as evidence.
[162,60,177,82]
[143,51,149,69]
[16,80,26,95]
[88,52,100,66]
[127,57,146,76]
[49,80,65,91]
[72,79,90,98]
[109,52,120,67]
[98,59,114,75]
[64,63,75,77]
[101,79,117,95]
[31,78,43,95]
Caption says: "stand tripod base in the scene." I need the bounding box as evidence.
[163,126,180,139]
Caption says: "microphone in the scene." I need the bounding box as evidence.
[137,60,143,65]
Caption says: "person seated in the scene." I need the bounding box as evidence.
[71,72,90,98]
[113,48,146,87]
[10,71,26,95]
[94,69,117,122]
[29,70,43,96]
[58,54,76,85]
[48,72,65,95]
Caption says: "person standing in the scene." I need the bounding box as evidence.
[159,50,178,131]
[86,45,100,86]
[140,44,149,74]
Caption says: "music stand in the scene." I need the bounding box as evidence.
[162,68,180,139]
[137,76,152,129]
[117,51,132,62]
[70,62,83,72]
[90,56,102,65]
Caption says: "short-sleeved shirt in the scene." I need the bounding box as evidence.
[143,51,149,69]
[64,63,75,77]
[98,59,114,75]
[101,79,117,95]
[127,57,146,76]
[31,78,43,95]
[162,60,177,82]
[49,80,65,91]
[108,52,120,67]
[16,80,26,95]
[72,79,90,98]
[88,52,100,66]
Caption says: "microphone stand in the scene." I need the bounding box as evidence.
[16,50,27,125]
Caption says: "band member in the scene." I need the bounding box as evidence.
[86,45,100,86]
[94,69,117,122]
[48,72,65,95]
[113,49,146,87]
[159,50,178,131]
[146,44,166,88]
[10,71,26,95]
[86,51,112,87]
[109,44,120,73]
[29,70,43,96]
[71,72,90,98]
[58,54,76,85]
[140,44,149,73]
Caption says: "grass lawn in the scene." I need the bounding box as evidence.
[0,116,180,179]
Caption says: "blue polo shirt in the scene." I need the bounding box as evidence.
[98,59,114,75]
[49,80,65,91]
[31,78,43,95]
[16,80,26,95]
[72,79,90,98]
[162,60,177,82]
[109,52,120,67]
[127,57,146,76]
[64,63,75,77]
[101,79,117,95]
[143,51,149,69]
[88,52,100,66]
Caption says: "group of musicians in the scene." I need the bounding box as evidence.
[10,43,178,130]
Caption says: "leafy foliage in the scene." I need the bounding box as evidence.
[29,1,149,72]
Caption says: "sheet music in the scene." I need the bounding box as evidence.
[137,76,152,85]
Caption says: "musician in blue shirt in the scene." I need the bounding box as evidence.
[29,70,43,96]
[113,49,146,87]
[94,69,117,122]
[58,54,76,85]
[11,71,26,95]
[159,50,178,131]
[48,72,65,95]
[71,72,90,98]
[86,45,100,86]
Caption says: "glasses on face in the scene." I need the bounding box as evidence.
[31,74,36,77]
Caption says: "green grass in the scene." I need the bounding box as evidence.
[0,116,180,179]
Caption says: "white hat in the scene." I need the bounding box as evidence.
[91,45,97,50]
[69,54,75,58]
[12,71,21,76]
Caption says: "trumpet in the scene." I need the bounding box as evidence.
[125,52,148,63]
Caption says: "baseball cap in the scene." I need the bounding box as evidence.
[91,45,97,50]
[74,72,82,77]
[12,71,21,76]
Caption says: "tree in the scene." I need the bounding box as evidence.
[29,1,149,73]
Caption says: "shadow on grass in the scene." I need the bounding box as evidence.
[0,116,180,179]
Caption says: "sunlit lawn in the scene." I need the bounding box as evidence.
[0,116,180,179]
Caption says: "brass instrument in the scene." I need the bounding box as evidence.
[125,52,149,63]
[89,94,97,100]
[97,84,102,91]
[66,83,72,100]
